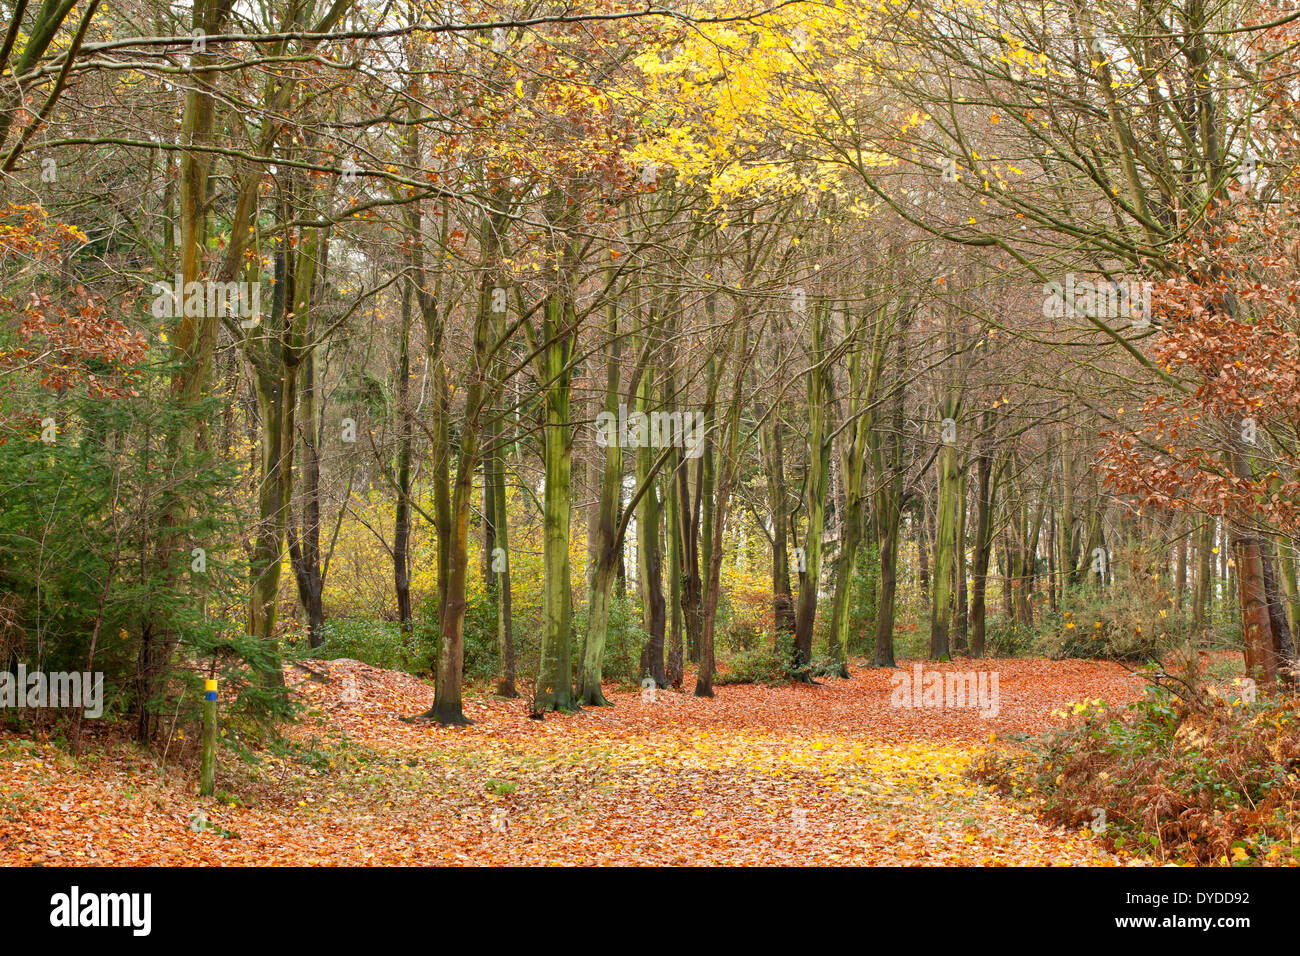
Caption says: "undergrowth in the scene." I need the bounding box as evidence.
[972,664,1300,865]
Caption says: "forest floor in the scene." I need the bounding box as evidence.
[0,658,1153,865]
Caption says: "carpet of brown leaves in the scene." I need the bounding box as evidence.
[0,658,1149,865]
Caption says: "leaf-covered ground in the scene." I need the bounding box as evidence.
[0,659,1151,865]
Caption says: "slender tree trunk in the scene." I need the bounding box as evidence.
[999,536,1013,622]
[1047,507,1057,614]
[247,224,321,691]
[432,450,477,725]
[1227,442,1279,684]
[695,359,717,663]
[579,278,622,706]
[870,324,908,669]
[793,307,830,673]
[1235,533,1277,684]
[874,504,901,668]
[953,465,969,653]
[1193,517,1212,635]
[535,293,576,712]
[1175,518,1188,613]
[661,336,686,691]
[696,331,746,697]
[636,367,667,688]
[970,440,997,657]
[288,345,325,649]
[762,370,795,640]
[393,278,414,634]
[827,486,862,675]
[827,303,882,676]
[413,197,452,636]
[916,503,930,595]
[485,280,517,697]
[667,447,685,689]
[930,408,960,659]
[429,248,495,724]
[1260,544,1295,676]
[676,446,703,675]
[1275,538,1300,644]
[1060,429,1076,592]
[489,433,517,697]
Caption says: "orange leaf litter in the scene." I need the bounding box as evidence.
[0,659,1147,866]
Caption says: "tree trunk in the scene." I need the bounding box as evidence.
[429,252,494,724]
[1175,519,1188,613]
[916,502,931,597]
[1059,429,1076,592]
[930,409,960,659]
[827,303,883,676]
[535,293,576,712]
[793,310,830,673]
[288,343,326,649]
[970,443,996,657]
[675,452,703,680]
[393,277,414,634]
[636,369,667,688]
[1193,517,1212,635]
[1275,538,1300,646]
[695,358,717,663]
[579,279,622,705]
[1235,533,1277,684]
[869,314,909,669]
[696,332,746,697]
[667,446,685,689]
[1260,544,1296,676]
[762,390,795,641]
[485,284,517,698]
[953,464,969,653]
[247,224,322,689]
[489,432,517,697]
[1227,442,1278,684]
[432,452,476,725]
[874,503,901,668]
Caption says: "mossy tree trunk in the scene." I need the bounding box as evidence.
[535,290,577,712]
[635,350,667,688]
[579,269,625,706]
[828,302,889,676]
[793,303,830,673]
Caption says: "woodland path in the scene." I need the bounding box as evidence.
[0,658,1146,865]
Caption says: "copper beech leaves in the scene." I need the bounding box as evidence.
[0,204,146,415]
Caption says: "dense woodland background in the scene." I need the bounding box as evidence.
[2,0,1297,757]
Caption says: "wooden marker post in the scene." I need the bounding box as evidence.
[200,678,217,797]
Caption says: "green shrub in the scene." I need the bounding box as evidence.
[720,616,767,654]
[308,617,435,675]
[892,622,931,661]
[459,591,500,681]
[0,361,287,746]
[1036,546,1188,661]
[848,543,880,654]
[717,632,794,685]
[600,592,648,687]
